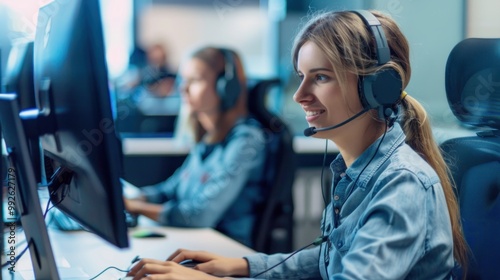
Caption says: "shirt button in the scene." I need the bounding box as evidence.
[334,208,340,214]
[340,172,346,177]
[333,195,339,201]
[337,241,343,247]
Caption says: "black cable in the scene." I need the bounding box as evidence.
[88,266,130,280]
[1,165,71,274]
[2,182,139,279]
[252,139,332,279]
[319,139,330,280]
[243,124,390,279]
[322,121,389,277]
[320,139,329,206]
[1,180,65,268]
[252,236,326,278]
[1,195,53,268]
[88,255,141,280]
[343,122,388,202]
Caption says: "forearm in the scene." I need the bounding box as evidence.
[127,200,163,222]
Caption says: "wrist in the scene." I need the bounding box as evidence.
[128,200,146,214]
[232,258,250,277]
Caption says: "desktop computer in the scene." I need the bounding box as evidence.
[0,0,129,278]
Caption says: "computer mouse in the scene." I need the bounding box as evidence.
[131,229,166,238]
[179,259,202,268]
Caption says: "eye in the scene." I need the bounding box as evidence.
[315,74,329,82]
[296,73,304,81]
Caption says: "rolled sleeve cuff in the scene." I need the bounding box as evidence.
[244,253,271,279]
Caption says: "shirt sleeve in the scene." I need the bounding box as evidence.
[244,247,322,280]
[334,169,437,279]
[158,125,266,227]
[140,156,190,204]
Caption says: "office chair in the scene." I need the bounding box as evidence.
[440,38,500,280]
[247,78,296,254]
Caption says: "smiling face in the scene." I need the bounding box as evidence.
[179,57,220,114]
[293,41,364,138]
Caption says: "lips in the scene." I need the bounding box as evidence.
[305,110,325,122]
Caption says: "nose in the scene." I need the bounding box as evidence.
[293,81,313,104]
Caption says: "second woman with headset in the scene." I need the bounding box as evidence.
[124,46,267,248]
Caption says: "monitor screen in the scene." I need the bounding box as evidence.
[34,0,128,247]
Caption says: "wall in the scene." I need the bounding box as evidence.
[467,0,500,37]
[137,4,275,77]
[370,0,465,128]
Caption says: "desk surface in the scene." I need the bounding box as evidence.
[122,136,339,155]
[4,226,255,279]
[121,126,477,156]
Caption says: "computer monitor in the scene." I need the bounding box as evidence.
[0,0,129,278]
[2,41,45,187]
[3,41,36,111]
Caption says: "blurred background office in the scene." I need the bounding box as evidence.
[1,0,500,249]
[2,0,500,135]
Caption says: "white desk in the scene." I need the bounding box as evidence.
[122,136,340,156]
[121,126,478,156]
[3,226,255,279]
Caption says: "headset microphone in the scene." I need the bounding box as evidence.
[303,108,370,137]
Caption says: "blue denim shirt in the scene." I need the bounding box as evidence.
[141,117,266,247]
[244,123,454,279]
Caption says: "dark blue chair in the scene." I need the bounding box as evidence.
[247,78,296,254]
[440,38,500,280]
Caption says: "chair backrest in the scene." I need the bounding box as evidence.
[440,38,500,279]
[247,78,296,254]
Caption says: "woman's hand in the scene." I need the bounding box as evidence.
[123,198,143,214]
[167,249,250,277]
[123,198,162,221]
[127,258,220,280]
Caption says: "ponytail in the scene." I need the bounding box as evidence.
[400,95,469,274]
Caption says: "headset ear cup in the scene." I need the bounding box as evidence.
[359,68,402,111]
[216,73,228,110]
[224,74,241,110]
[216,71,241,111]
[216,49,242,111]
[358,75,370,109]
[372,68,402,107]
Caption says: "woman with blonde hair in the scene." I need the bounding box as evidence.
[127,10,467,280]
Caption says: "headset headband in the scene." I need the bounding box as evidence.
[351,10,390,65]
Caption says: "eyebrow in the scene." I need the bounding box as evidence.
[309,67,334,73]
[296,67,335,75]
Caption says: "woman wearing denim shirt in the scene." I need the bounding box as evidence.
[124,46,266,247]
[126,11,468,280]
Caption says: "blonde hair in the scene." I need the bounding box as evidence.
[292,10,468,271]
[187,46,248,142]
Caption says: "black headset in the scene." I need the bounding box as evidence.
[216,48,242,111]
[352,10,402,120]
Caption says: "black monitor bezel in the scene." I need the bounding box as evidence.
[33,0,128,248]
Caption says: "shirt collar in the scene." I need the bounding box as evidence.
[330,122,406,190]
